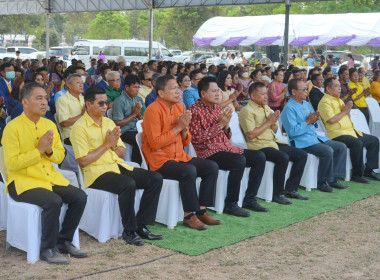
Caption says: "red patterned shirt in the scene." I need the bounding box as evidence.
[188,100,243,159]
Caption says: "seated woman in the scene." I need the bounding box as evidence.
[370,70,380,105]
[8,77,25,120]
[348,68,370,123]
[267,70,287,111]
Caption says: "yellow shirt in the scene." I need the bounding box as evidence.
[349,81,367,108]
[239,100,279,150]
[70,112,133,188]
[294,57,304,67]
[138,85,152,102]
[318,93,362,140]
[370,81,380,103]
[56,91,84,140]
[1,113,69,195]
[359,77,370,90]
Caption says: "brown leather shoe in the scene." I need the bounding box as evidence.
[183,215,208,230]
[197,212,222,225]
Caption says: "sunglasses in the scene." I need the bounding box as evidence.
[96,101,110,107]
[144,78,152,81]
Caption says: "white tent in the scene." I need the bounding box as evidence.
[193,13,380,47]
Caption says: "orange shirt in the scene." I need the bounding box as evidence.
[142,97,192,171]
[370,81,380,103]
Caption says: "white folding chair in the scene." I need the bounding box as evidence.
[136,133,186,228]
[136,120,143,133]
[78,161,142,243]
[106,108,113,118]
[350,109,370,134]
[0,148,80,263]
[54,113,64,144]
[5,116,11,124]
[229,111,247,149]
[0,176,7,231]
[365,97,380,137]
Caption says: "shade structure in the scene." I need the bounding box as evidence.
[193,13,380,47]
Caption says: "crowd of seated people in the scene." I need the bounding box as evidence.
[1,51,380,265]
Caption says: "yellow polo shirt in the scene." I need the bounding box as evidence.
[349,81,367,108]
[70,112,133,188]
[370,81,380,103]
[1,113,69,195]
[318,93,362,140]
[359,77,370,90]
[239,100,279,150]
[56,91,84,140]
[138,85,152,102]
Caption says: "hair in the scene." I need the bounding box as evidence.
[288,79,303,95]
[177,72,189,85]
[250,69,261,80]
[338,66,348,78]
[198,76,217,95]
[63,69,73,80]
[273,69,283,77]
[190,69,202,80]
[311,74,321,83]
[30,72,44,83]
[124,74,140,87]
[19,82,45,101]
[349,68,358,78]
[147,60,156,68]
[105,71,120,81]
[36,67,48,74]
[168,63,177,74]
[217,70,232,91]
[185,63,193,71]
[138,71,151,82]
[358,67,365,75]
[283,71,292,84]
[84,86,106,103]
[248,81,266,96]
[11,77,25,100]
[292,68,301,76]
[158,64,167,74]
[154,74,175,94]
[99,64,111,76]
[53,62,64,80]
[151,72,162,82]
[73,66,86,73]
[66,73,82,85]
[373,69,380,82]
[324,77,336,89]
[0,63,13,72]
[264,66,272,73]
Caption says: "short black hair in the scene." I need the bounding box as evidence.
[19,82,45,101]
[198,76,217,95]
[147,60,156,67]
[124,74,140,87]
[73,66,86,73]
[338,66,348,77]
[177,72,189,84]
[155,75,175,94]
[138,71,150,82]
[190,69,203,80]
[324,77,336,89]
[99,65,111,75]
[288,79,303,95]
[250,69,260,79]
[0,63,13,72]
[311,74,321,83]
[36,67,48,73]
[349,68,358,77]
[273,69,283,77]
[322,67,332,77]
[84,86,106,103]
[248,82,266,95]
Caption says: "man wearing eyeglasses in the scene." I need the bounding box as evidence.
[138,71,153,102]
[281,79,348,193]
[70,86,163,246]
[105,71,123,108]
[183,69,203,109]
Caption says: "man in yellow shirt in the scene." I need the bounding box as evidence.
[70,86,163,246]
[318,77,380,183]
[2,83,87,264]
[138,71,153,102]
[293,54,304,67]
[239,82,309,201]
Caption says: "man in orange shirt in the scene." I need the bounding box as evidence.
[142,75,220,230]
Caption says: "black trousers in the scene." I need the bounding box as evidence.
[260,144,308,195]
[359,107,370,125]
[121,130,142,165]
[156,157,219,212]
[333,133,379,177]
[89,165,162,231]
[8,182,87,251]
[207,149,266,205]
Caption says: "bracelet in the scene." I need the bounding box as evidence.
[45,150,53,157]
[103,143,109,150]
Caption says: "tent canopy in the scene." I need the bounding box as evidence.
[193,13,380,47]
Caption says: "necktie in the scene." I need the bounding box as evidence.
[8,82,11,93]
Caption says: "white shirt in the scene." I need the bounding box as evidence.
[213,57,221,66]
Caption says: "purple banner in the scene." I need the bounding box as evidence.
[255,36,282,46]
[223,36,248,46]
[326,35,356,46]
[192,37,216,47]
[290,36,319,46]
[368,37,380,47]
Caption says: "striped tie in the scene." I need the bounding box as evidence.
[8,82,11,93]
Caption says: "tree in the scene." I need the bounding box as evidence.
[87,11,130,39]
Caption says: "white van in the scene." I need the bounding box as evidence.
[73,39,107,69]
[102,39,173,65]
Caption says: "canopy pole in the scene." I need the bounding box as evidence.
[46,13,50,57]
[283,0,291,67]
[148,0,153,60]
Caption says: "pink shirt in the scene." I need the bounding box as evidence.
[267,80,286,107]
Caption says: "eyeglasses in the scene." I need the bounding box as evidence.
[108,79,121,82]
[296,88,308,92]
[96,101,110,107]
[144,78,152,81]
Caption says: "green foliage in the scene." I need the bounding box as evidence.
[39,31,60,48]
[87,11,130,39]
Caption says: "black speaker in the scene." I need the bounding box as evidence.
[266,45,280,62]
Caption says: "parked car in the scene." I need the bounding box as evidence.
[184,52,216,63]
[6,46,43,59]
[169,49,185,62]
[0,47,16,59]
[182,51,192,60]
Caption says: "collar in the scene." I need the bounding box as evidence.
[324,93,340,101]
[190,84,198,90]
[83,111,103,128]
[141,85,152,90]
[67,91,83,101]
[20,112,42,126]
[106,86,121,92]
[248,100,265,110]
[124,92,138,101]
[197,99,217,111]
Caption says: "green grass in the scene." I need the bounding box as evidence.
[147,180,380,256]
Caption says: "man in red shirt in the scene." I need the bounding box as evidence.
[189,76,268,216]
[142,75,221,230]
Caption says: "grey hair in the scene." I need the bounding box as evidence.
[67,73,82,85]
[19,82,46,101]
[105,71,120,81]
[152,72,163,81]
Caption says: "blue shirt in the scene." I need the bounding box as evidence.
[307,58,315,67]
[281,98,329,148]
[145,90,157,108]
[183,84,200,109]
[54,88,67,104]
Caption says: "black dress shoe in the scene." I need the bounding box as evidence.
[328,180,348,189]
[242,200,269,212]
[364,171,380,181]
[122,231,145,246]
[272,195,292,205]
[317,183,334,193]
[57,241,88,258]
[223,203,250,217]
[285,191,309,200]
[136,225,164,240]
[351,175,370,184]
[40,248,69,265]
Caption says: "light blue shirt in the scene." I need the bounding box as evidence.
[54,88,67,104]
[183,84,200,109]
[307,58,315,67]
[281,98,329,148]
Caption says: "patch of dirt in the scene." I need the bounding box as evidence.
[1,195,379,280]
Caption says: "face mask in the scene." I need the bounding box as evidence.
[242,72,248,78]
[6,71,15,80]
[81,76,86,83]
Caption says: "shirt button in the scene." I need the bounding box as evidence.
[42,165,45,168]
[47,173,49,176]
[37,137,39,140]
